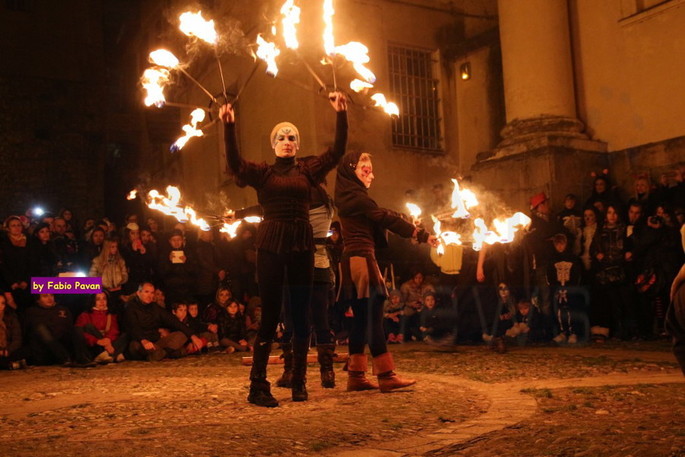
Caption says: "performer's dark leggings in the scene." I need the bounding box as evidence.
[349,292,387,357]
[257,248,313,342]
[283,280,333,344]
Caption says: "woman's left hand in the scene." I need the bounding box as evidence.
[426,234,440,248]
[329,91,347,112]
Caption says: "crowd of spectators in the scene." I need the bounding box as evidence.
[0,168,683,368]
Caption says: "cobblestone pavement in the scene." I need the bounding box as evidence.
[1,341,683,457]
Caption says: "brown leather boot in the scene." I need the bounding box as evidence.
[372,352,416,393]
[346,354,378,391]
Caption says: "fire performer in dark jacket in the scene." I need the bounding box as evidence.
[334,151,438,392]
[219,91,347,407]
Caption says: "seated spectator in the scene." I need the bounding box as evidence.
[24,294,94,367]
[170,301,207,355]
[89,238,128,313]
[75,292,127,364]
[400,270,435,341]
[219,299,250,353]
[124,282,203,361]
[506,298,544,345]
[203,286,232,325]
[245,296,262,346]
[154,287,167,310]
[0,292,27,369]
[187,301,220,350]
[419,291,454,345]
[383,290,403,343]
[158,230,197,305]
[491,283,516,353]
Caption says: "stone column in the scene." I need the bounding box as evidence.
[470,0,608,211]
[497,0,584,145]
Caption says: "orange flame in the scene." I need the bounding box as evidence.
[149,49,180,68]
[141,68,171,107]
[471,213,531,251]
[171,108,206,152]
[334,42,376,84]
[219,216,263,239]
[126,190,138,201]
[179,11,217,45]
[322,0,336,56]
[370,94,399,117]
[280,0,301,50]
[431,215,462,255]
[256,34,281,77]
[450,178,478,219]
[147,186,210,231]
[350,79,373,93]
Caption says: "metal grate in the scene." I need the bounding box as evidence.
[388,44,442,152]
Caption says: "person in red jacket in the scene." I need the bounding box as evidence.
[75,292,127,363]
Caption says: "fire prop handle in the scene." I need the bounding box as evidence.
[178,67,218,103]
[232,61,261,104]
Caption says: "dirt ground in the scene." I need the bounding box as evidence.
[1,340,683,457]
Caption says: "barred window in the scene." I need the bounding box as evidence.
[388,44,442,152]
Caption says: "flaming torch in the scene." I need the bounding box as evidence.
[431,215,462,255]
[171,108,206,152]
[370,94,399,117]
[178,10,227,100]
[146,186,211,231]
[280,0,327,90]
[141,68,172,108]
[406,202,422,225]
[148,49,217,103]
[126,189,138,201]
[450,178,479,219]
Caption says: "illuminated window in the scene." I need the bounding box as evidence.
[388,44,442,153]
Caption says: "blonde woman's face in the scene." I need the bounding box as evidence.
[355,155,374,188]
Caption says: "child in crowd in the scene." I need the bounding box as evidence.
[506,298,544,345]
[556,194,583,255]
[171,302,207,355]
[491,283,516,353]
[75,292,127,363]
[245,297,262,346]
[419,291,454,345]
[383,290,403,343]
[187,301,220,350]
[547,234,584,344]
[219,299,250,353]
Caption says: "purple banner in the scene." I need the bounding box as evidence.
[31,277,102,294]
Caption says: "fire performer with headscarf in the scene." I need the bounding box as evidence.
[219,92,347,407]
[334,151,439,392]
